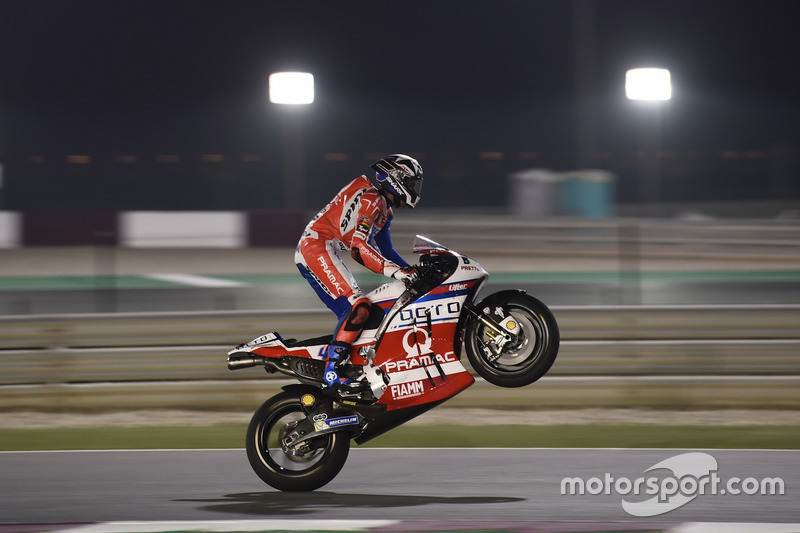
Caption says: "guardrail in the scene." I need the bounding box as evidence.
[1,305,799,411]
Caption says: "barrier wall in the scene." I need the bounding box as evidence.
[0,211,308,248]
[0,212,20,247]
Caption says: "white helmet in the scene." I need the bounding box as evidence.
[371,154,424,208]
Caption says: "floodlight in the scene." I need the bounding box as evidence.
[269,72,314,104]
[625,68,672,101]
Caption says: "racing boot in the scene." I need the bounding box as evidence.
[322,341,368,396]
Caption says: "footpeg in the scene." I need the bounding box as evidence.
[327,379,369,399]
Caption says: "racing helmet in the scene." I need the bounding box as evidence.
[370,154,424,208]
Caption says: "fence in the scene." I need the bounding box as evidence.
[1,305,798,411]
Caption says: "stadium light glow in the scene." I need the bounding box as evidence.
[625,68,672,101]
[269,72,314,105]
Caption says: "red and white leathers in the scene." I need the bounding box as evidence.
[295,175,410,350]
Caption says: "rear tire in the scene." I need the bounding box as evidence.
[465,292,559,388]
[246,390,350,491]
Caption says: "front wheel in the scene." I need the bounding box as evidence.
[246,390,350,491]
[465,291,559,388]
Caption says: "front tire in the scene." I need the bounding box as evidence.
[246,390,350,491]
[465,292,559,388]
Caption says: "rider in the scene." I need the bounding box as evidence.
[295,154,424,394]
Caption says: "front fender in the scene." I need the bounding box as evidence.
[473,289,528,310]
[467,289,529,328]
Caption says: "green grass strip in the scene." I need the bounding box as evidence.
[1,424,798,451]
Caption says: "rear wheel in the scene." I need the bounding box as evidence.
[246,390,350,491]
[465,292,559,388]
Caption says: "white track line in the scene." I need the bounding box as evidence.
[672,523,800,533]
[59,519,398,532]
[54,520,800,533]
[143,273,245,288]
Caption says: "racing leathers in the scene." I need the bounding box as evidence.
[294,175,414,391]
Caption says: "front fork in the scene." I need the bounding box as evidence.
[464,302,520,361]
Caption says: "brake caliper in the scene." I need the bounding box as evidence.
[478,306,520,361]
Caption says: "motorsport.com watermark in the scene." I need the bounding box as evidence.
[560,452,785,517]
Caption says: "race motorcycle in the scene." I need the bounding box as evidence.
[227,235,559,491]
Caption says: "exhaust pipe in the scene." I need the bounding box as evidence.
[227,353,288,376]
[228,355,265,370]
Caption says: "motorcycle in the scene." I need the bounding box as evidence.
[227,235,559,491]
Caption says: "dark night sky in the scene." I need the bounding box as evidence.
[2,0,800,164]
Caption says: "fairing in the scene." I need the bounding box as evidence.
[230,236,489,411]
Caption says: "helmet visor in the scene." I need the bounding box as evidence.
[403,175,423,205]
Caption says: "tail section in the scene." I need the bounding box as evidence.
[226,330,389,402]
[227,331,322,371]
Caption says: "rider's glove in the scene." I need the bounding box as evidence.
[392,266,419,287]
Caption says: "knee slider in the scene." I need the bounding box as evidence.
[343,299,372,332]
[342,298,384,332]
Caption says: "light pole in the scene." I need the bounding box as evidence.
[269,71,314,210]
[626,68,671,210]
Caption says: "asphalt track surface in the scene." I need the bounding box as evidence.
[1,448,798,528]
